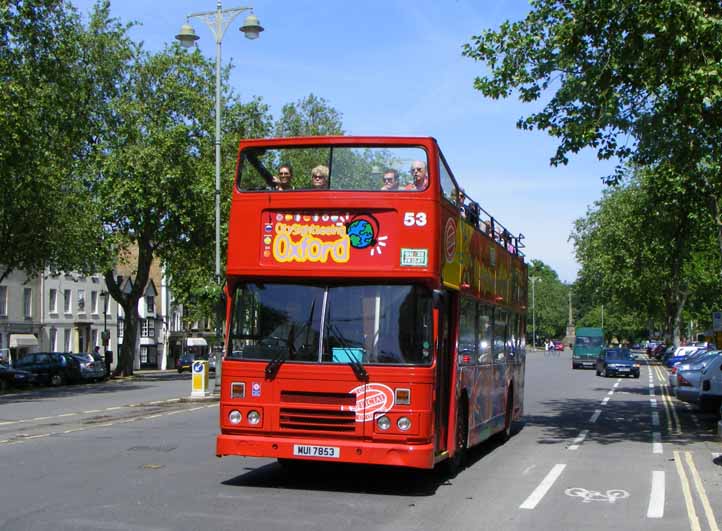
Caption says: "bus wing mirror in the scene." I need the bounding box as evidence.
[432,289,446,309]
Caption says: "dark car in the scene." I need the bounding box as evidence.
[596,348,640,378]
[0,361,36,391]
[13,352,81,386]
[177,352,216,374]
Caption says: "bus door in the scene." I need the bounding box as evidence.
[434,290,456,454]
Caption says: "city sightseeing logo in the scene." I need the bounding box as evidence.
[270,213,387,263]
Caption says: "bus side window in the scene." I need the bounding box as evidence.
[478,304,493,364]
[459,296,477,364]
[438,155,458,205]
[493,309,508,363]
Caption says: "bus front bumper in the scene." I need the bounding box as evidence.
[216,433,436,469]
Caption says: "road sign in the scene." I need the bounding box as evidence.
[713,311,722,332]
[191,360,209,397]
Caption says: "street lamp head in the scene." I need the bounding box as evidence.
[175,23,200,47]
[240,13,264,40]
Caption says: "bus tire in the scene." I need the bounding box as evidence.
[498,386,514,442]
[446,399,468,477]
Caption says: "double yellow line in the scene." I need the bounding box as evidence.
[652,364,681,435]
[673,450,720,531]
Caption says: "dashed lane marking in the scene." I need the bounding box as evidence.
[569,430,588,451]
[652,432,663,454]
[520,464,566,510]
[589,409,602,424]
[647,471,665,518]
[0,404,216,446]
[601,397,610,405]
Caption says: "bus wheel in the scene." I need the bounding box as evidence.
[499,388,514,442]
[446,400,468,477]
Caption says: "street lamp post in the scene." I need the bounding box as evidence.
[176,2,263,393]
[530,277,542,350]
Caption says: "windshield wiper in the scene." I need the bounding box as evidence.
[264,326,297,380]
[329,324,368,381]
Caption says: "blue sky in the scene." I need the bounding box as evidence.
[72,0,616,283]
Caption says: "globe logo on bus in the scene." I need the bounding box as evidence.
[347,219,375,249]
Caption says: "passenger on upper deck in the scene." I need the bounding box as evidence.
[405,160,428,191]
[273,164,294,191]
[310,165,329,189]
[380,168,400,191]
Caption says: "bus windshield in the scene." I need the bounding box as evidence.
[237,146,429,192]
[227,283,433,365]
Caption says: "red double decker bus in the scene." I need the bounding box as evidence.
[216,136,527,470]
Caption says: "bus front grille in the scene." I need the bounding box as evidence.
[279,407,356,432]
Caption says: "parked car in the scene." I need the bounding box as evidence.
[13,352,81,386]
[176,352,215,373]
[553,340,564,351]
[596,348,640,378]
[676,352,722,411]
[0,361,36,391]
[669,350,720,390]
[665,346,706,368]
[70,353,107,382]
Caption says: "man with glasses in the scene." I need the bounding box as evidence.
[273,163,294,191]
[405,160,428,191]
[380,168,400,191]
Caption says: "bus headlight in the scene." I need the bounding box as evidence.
[377,415,391,431]
[247,410,261,425]
[397,417,411,431]
[229,410,242,425]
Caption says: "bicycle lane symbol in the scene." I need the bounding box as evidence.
[565,487,630,504]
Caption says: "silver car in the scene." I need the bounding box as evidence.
[668,349,716,389]
[675,351,721,405]
[71,353,107,382]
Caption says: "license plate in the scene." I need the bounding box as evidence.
[293,444,340,459]
[619,368,629,372]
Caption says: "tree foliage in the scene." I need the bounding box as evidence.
[570,166,722,344]
[527,260,570,342]
[463,0,722,259]
[0,0,131,281]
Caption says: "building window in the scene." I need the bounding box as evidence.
[141,319,155,338]
[91,291,98,314]
[78,289,86,312]
[23,288,32,318]
[49,289,58,313]
[0,286,6,317]
[49,328,57,351]
[64,329,72,352]
[64,289,72,313]
[118,318,124,344]
[145,295,155,315]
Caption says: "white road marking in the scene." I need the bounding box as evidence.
[650,398,657,408]
[685,452,720,531]
[520,464,566,510]
[569,430,589,451]
[652,432,663,454]
[652,412,660,427]
[647,470,665,518]
[589,410,602,423]
[613,382,620,388]
[82,409,101,414]
[601,397,610,405]
[607,390,614,396]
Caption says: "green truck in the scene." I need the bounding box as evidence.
[573,327,605,369]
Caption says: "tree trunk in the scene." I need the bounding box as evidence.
[103,232,155,377]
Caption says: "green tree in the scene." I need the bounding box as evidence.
[570,167,721,344]
[0,0,131,281]
[527,260,569,344]
[87,44,230,376]
[462,1,722,261]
